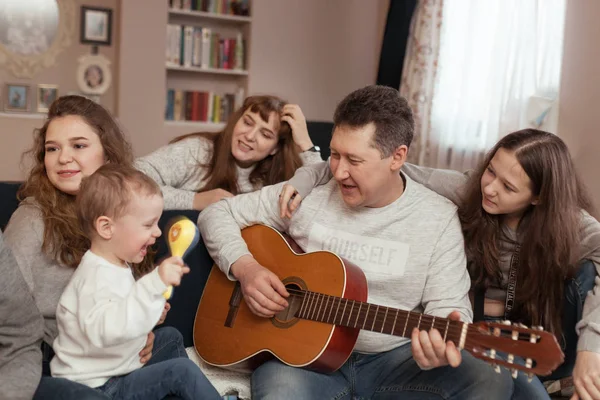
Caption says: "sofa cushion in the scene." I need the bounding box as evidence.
[0,182,22,231]
[307,121,333,160]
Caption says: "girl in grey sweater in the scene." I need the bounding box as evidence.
[2,96,182,400]
[135,95,323,211]
[283,129,600,400]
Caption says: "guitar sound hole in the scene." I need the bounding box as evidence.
[272,282,304,328]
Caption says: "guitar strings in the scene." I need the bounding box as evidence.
[267,290,540,371]
[281,290,467,339]
[281,289,539,348]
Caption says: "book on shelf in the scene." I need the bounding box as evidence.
[166,89,244,124]
[166,24,245,70]
[169,0,251,16]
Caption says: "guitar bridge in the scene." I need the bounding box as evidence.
[225,281,242,328]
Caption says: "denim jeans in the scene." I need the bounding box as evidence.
[252,342,512,399]
[35,338,111,400]
[34,377,111,400]
[545,260,597,381]
[95,326,221,400]
[483,260,598,400]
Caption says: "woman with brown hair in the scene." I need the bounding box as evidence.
[2,96,213,399]
[281,129,600,400]
[135,95,322,210]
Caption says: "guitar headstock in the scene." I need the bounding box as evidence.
[465,320,564,378]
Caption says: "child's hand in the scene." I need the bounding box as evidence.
[158,256,190,287]
[157,302,171,325]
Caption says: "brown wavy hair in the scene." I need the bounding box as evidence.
[171,95,303,194]
[18,95,135,269]
[459,129,593,337]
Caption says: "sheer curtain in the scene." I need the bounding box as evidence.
[400,0,445,166]
[427,0,566,171]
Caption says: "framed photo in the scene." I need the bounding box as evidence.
[37,85,59,113]
[3,83,30,112]
[80,6,112,46]
[77,54,112,95]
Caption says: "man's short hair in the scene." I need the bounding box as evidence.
[77,164,162,238]
[333,85,414,158]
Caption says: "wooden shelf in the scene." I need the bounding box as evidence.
[164,120,225,129]
[168,9,251,23]
[0,112,45,119]
[166,64,248,76]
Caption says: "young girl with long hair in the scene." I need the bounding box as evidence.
[135,95,322,210]
[281,129,600,400]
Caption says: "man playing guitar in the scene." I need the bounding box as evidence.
[198,85,514,399]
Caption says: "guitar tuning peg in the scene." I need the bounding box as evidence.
[492,364,501,374]
[525,357,533,369]
[502,320,511,325]
[529,333,537,344]
[536,325,544,331]
[511,369,518,379]
[527,373,534,382]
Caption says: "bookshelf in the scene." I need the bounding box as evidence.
[168,8,251,23]
[164,0,251,138]
[166,65,249,76]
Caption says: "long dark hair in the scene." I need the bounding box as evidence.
[459,129,593,337]
[172,95,303,194]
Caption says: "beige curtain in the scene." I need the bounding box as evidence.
[399,0,444,166]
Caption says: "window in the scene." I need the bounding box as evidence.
[429,0,566,170]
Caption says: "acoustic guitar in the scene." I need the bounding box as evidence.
[194,225,564,377]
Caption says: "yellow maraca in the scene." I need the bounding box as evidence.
[162,216,200,299]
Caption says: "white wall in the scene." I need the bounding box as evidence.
[558,0,600,213]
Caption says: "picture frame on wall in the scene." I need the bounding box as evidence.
[3,83,30,112]
[80,6,113,46]
[77,54,112,95]
[37,85,59,113]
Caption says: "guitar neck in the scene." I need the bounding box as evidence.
[295,290,467,346]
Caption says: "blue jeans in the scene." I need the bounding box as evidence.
[545,260,597,381]
[484,260,597,400]
[35,338,111,400]
[34,377,111,400]
[252,342,512,399]
[95,326,220,400]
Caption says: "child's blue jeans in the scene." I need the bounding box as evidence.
[95,326,221,400]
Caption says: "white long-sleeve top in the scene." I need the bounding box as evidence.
[50,251,167,388]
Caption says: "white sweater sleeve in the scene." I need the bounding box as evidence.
[287,160,332,200]
[77,268,167,348]
[422,212,473,323]
[400,163,471,207]
[135,138,211,210]
[198,182,290,278]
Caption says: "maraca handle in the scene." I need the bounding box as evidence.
[163,285,173,300]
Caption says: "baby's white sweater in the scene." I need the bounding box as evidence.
[50,251,167,388]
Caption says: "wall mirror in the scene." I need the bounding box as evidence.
[0,0,75,78]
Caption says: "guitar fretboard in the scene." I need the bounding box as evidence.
[295,290,466,346]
